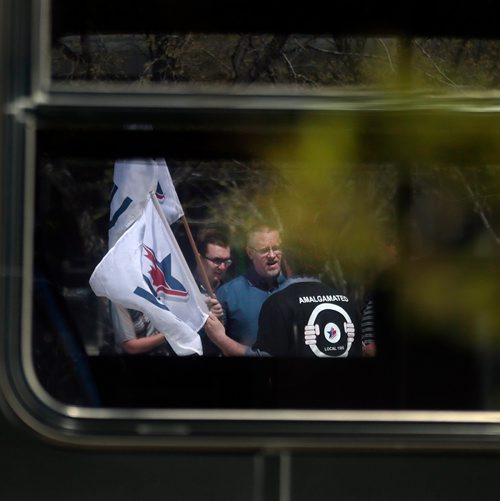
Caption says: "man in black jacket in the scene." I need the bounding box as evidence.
[205,242,361,358]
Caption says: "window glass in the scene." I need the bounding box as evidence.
[34,8,500,415]
[51,33,395,87]
[51,34,500,90]
[33,116,500,410]
[413,38,500,89]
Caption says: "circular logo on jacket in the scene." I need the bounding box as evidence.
[305,303,354,358]
[324,322,341,343]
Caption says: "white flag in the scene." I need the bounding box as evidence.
[154,158,184,226]
[109,158,183,248]
[91,197,207,356]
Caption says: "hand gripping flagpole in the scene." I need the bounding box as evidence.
[150,191,214,297]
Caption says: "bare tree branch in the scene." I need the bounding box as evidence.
[306,43,394,64]
[202,48,233,73]
[281,51,298,82]
[250,35,289,82]
[377,38,396,73]
[232,34,252,81]
[414,40,459,88]
[453,166,500,248]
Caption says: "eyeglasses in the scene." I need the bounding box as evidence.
[203,255,233,267]
[249,245,282,256]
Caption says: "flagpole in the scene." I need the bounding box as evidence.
[180,216,215,296]
[150,192,214,297]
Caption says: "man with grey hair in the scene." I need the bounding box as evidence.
[215,223,286,349]
[206,240,361,358]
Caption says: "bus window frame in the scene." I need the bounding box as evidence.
[2,0,500,450]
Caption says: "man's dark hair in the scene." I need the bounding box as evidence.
[196,228,230,256]
[282,238,325,277]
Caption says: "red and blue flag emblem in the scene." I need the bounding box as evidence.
[142,244,188,299]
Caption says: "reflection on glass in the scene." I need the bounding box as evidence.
[33,112,500,409]
[51,34,395,86]
[413,39,500,89]
[51,34,500,89]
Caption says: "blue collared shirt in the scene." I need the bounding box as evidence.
[216,267,286,347]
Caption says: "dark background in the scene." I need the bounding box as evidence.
[2,1,500,499]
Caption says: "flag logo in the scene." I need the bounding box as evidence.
[324,322,341,343]
[108,159,183,248]
[142,244,189,300]
[155,182,165,201]
[305,303,354,358]
[91,163,205,356]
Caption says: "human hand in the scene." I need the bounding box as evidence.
[362,342,377,358]
[204,313,226,343]
[206,295,223,319]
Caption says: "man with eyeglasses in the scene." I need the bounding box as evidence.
[195,228,233,294]
[205,241,362,358]
[215,223,286,350]
[194,228,233,355]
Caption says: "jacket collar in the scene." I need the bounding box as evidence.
[245,266,285,292]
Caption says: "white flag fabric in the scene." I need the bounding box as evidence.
[109,158,184,248]
[91,197,207,356]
